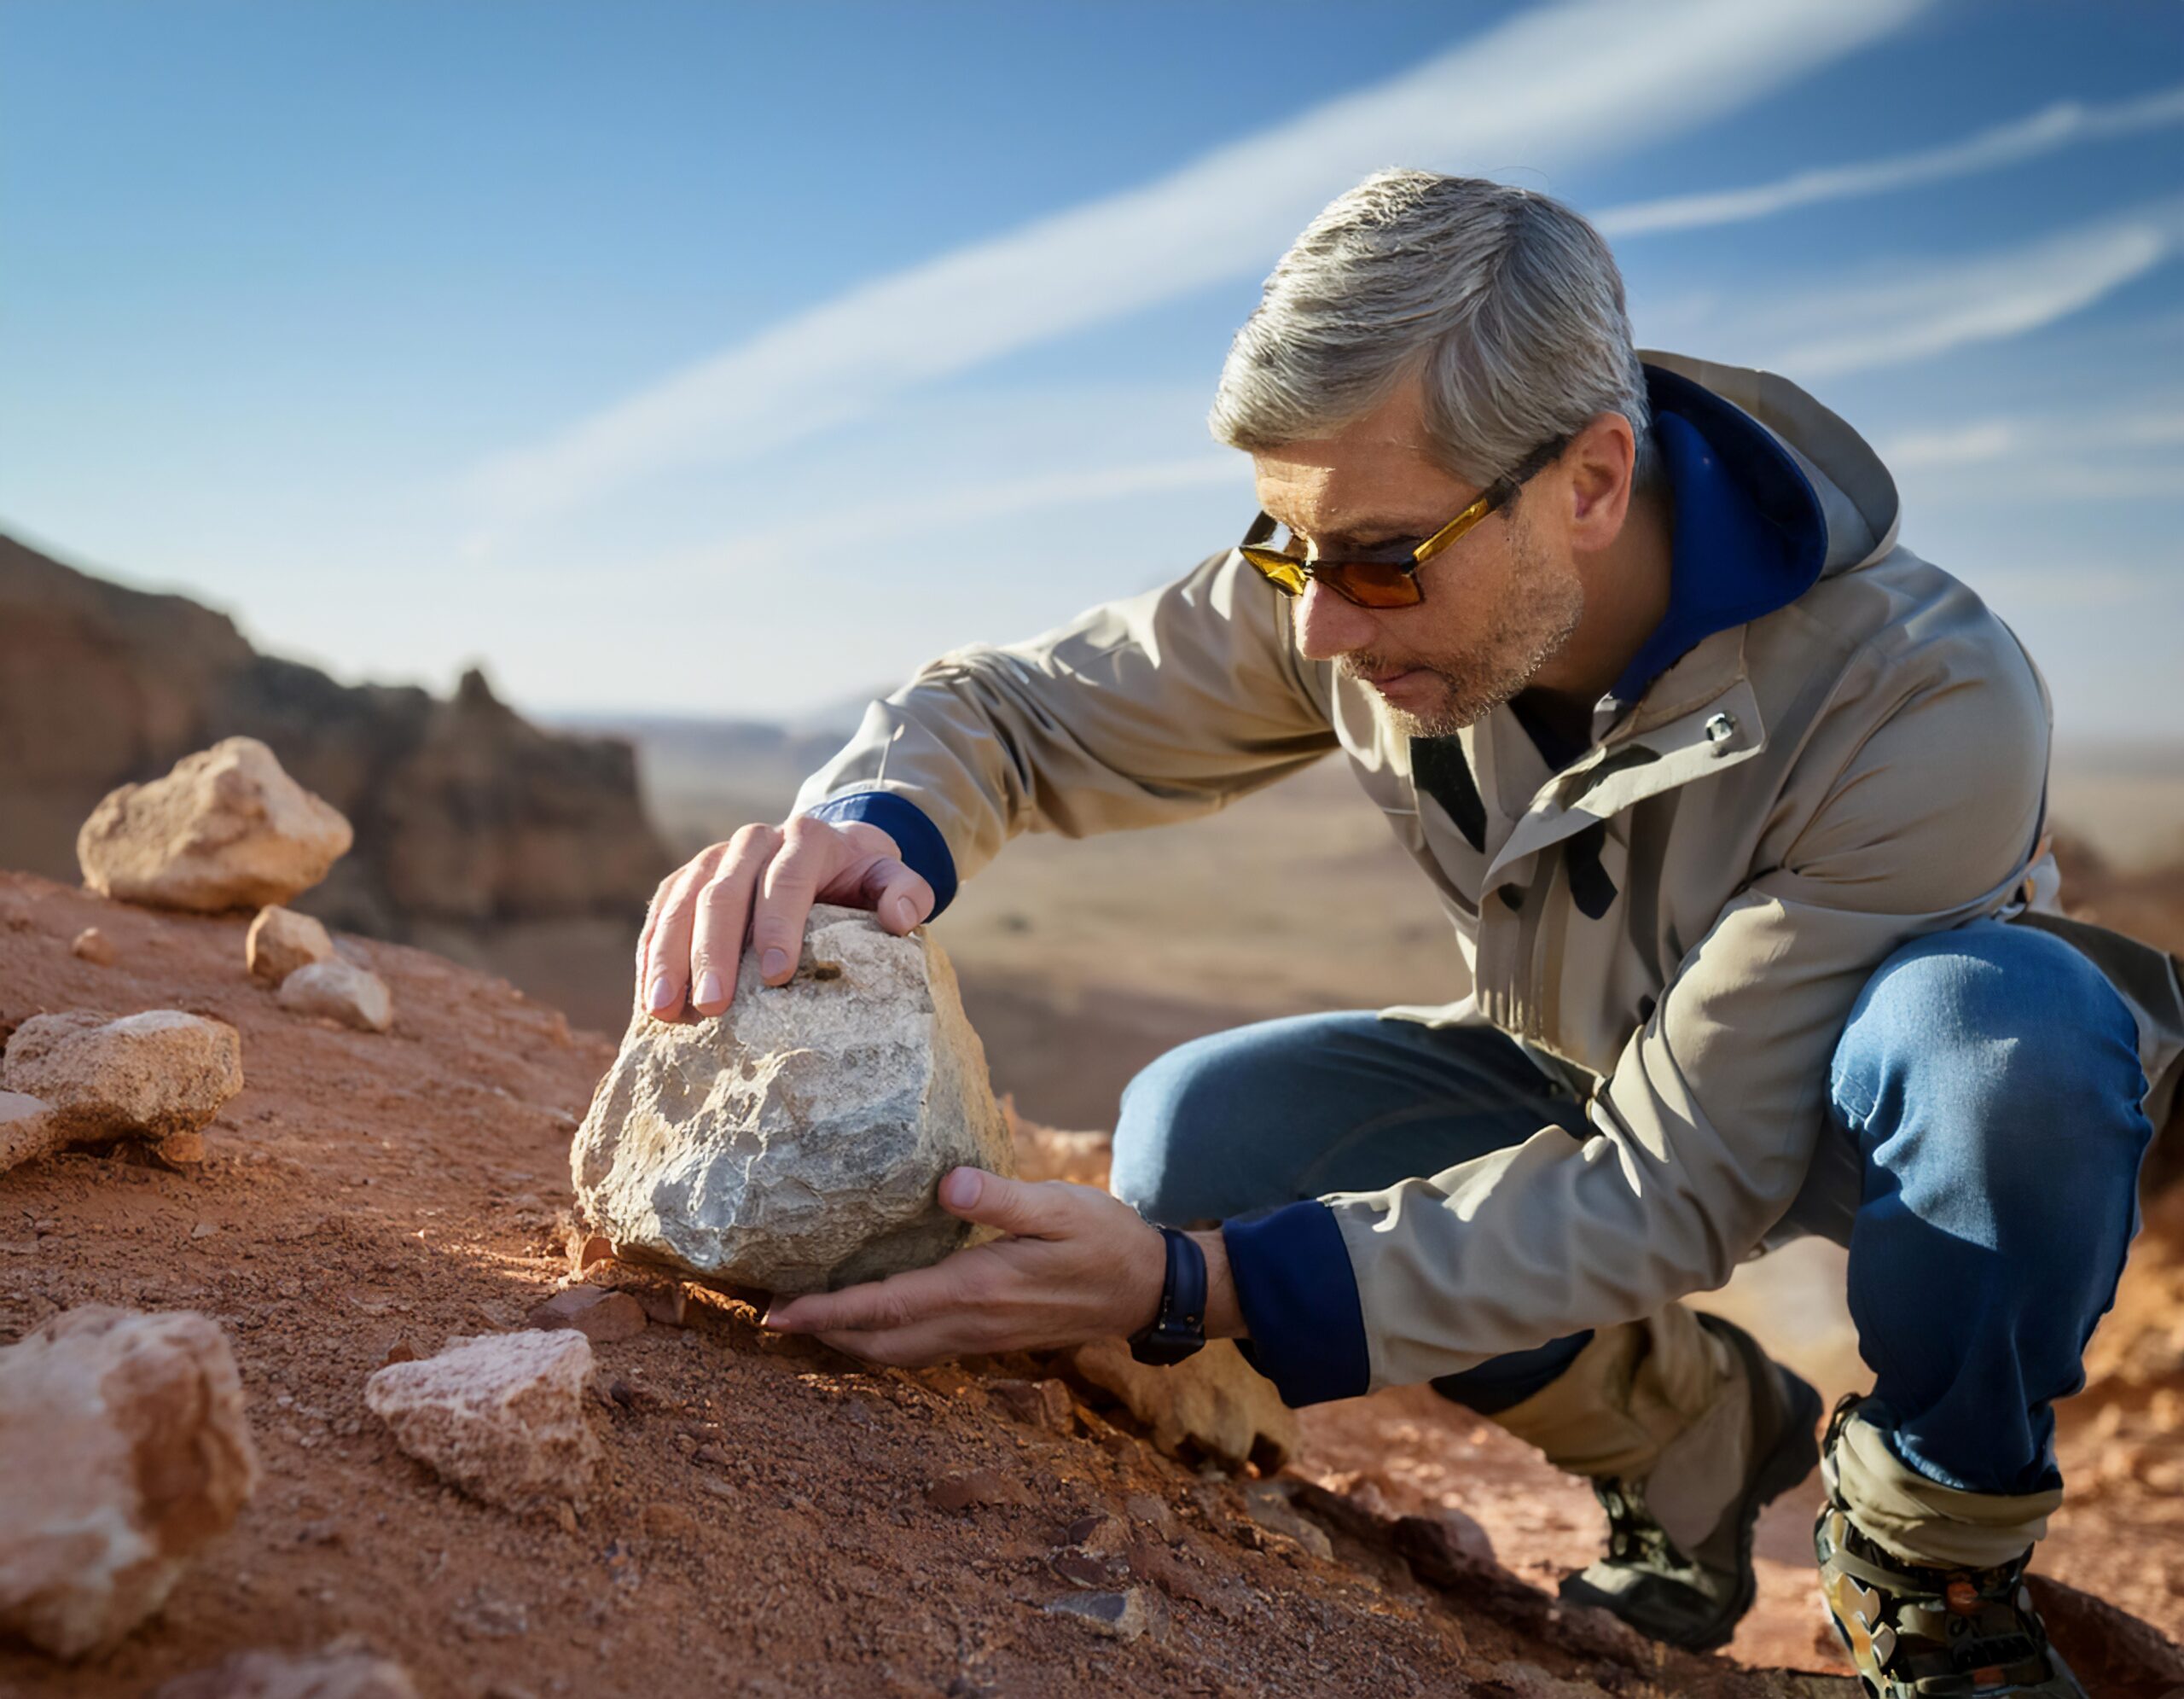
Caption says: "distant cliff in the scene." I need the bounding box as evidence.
[0,531,671,942]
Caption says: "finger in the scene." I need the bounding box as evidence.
[637,843,730,1020]
[688,824,784,1016]
[763,1260,961,1335]
[851,855,936,936]
[749,816,839,986]
[936,1168,1083,1240]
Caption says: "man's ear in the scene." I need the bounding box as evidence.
[1564,412,1637,549]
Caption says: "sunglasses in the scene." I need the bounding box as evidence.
[1238,433,1570,608]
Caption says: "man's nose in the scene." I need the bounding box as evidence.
[1292,578,1378,662]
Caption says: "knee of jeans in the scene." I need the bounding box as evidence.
[1834,923,2151,1223]
[1109,1036,1240,1221]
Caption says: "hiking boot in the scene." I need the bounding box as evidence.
[1815,1399,2085,1696]
[1557,1314,1822,1651]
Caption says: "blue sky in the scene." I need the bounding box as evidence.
[3,0,2181,741]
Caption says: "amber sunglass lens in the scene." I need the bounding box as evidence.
[1328,561,1422,608]
[1241,550,1307,596]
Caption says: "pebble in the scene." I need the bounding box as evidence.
[1043,1587,1154,1642]
[526,1285,647,1344]
[70,927,119,965]
[926,1469,1033,1511]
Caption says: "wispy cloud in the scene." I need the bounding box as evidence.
[468,0,1926,534]
[1884,404,2184,469]
[1697,199,2184,378]
[1596,81,2184,238]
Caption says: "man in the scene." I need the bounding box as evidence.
[635,172,2183,1694]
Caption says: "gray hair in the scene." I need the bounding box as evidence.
[1210,170,1654,490]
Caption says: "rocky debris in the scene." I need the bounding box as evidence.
[526,1285,647,1344]
[2,1009,243,1150]
[572,905,1016,1294]
[276,957,393,1033]
[988,1376,1073,1434]
[0,1305,260,1660]
[1240,1481,1335,1561]
[925,1469,1034,1512]
[154,1645,421,1699]
[152,1129,208,1167]
[1067,1338,1299,1473]
[1043,1586,1159,1643]
[0,1090,61,1172]
[77,736,352,913]
[363,1330,601,1511]
[69,926,118,965]
[247,905,335,984]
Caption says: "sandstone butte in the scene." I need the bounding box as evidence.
[2,864,2182,1696]
[572,904,1018,1295]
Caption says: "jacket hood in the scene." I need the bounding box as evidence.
[1639,349,1902,577]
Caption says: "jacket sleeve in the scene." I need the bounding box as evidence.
[792,549,1339,906]
[1297,628,2052,1394]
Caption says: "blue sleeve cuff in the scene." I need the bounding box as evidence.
[800,791,960,919]
[1222,1199,1371,1407]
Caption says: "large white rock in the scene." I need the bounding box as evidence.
[155,1647,420,1699]
[3,1010,244,1148]
[0,1306,260,1660]
[78,736,352,912]
[363,1330,600,1511]
[572,905,1015,1294]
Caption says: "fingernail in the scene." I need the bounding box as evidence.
[695,969,723,1008]
[894,896,917,930]
[647,974,674,1013]
[762,948,788,980]
[942,1167,980,1209]
[760,1305,790,1330]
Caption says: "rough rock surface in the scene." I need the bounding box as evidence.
[247,905,335,984]
[277,957,393,1033]
[2,1009,243,1145]
[0,1089,61,1172]
[1070,1338,1300,1474]
[572,905,1016,1294]
[77,736,353,913]
[0,1305,260,1660]
[363,1330,601,1510]
[153,1646,421,1698]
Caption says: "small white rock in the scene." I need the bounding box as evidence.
[363,1330,600,1511]
[246,905,335,985]
[277,957,392,1033]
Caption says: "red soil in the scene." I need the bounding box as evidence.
[1,867,2176,1697]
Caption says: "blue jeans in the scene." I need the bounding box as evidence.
[1110,918,2153,1496]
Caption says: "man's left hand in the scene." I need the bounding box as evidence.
[759,1167,1168,1366]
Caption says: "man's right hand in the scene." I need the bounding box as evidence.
[635,814,937,1022]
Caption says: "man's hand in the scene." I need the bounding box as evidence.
[635,814,936,1022]
[761,1167,1238,1368]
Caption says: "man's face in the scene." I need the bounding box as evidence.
[1251,378,1584,741]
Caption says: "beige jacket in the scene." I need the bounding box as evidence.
[795,352,2184,1388]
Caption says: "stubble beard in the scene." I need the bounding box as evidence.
[1343,530,1584,742]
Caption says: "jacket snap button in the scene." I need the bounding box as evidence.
[1704,712,1738,752]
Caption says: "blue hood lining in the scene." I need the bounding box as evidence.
[1605,364,1829,706]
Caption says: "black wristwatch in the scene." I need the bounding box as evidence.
[1128,1225,1208,1366]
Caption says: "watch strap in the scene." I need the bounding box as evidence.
[1128,1225,1208,1365]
